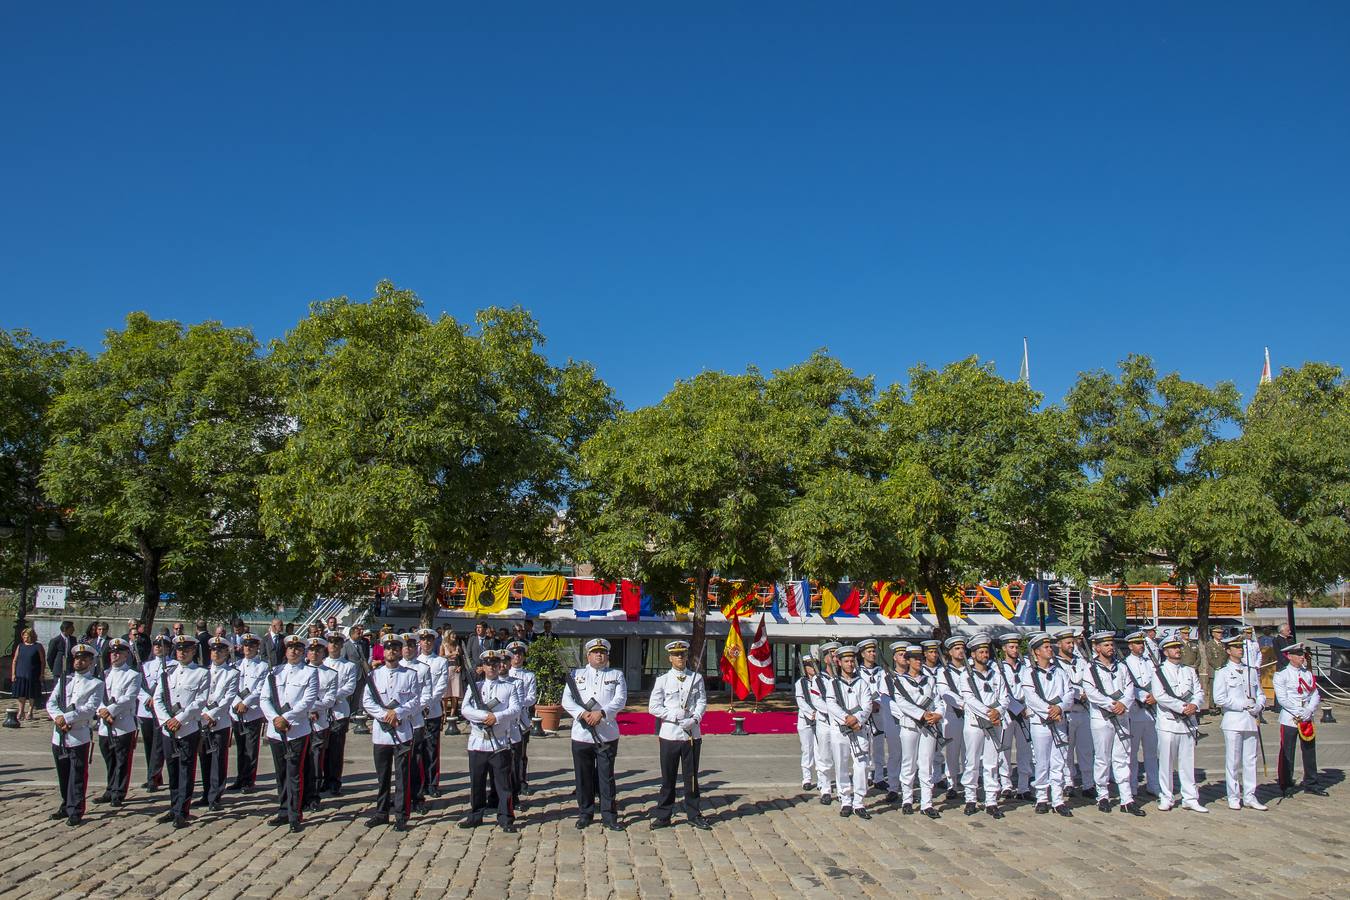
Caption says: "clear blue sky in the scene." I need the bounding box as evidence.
[2,3,1346,408]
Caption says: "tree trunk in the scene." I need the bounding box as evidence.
[1195,576,1212,637]
[420,558,446,629]
[138,538,162,631]
[689,567,711,672]
[920,571,953,638]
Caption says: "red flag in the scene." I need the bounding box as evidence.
[620,579,643,621]
[719,616,751,700]
[747,614,775,700]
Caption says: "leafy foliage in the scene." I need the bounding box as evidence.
[524,633,570,705]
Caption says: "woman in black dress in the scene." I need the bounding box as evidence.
[10,627,45,721]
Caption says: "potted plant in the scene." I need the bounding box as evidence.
[525,634,570,732]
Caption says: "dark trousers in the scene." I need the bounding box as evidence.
[654,737,701,822]
[411,725,427,802]
[571,738,620,824]
[513,732,531,795]
[323,718,349,791]
[373,742,412,821]
[268,734,309,824]
[232,717,264,788]
[1278,725,1319,788]
[425,716,443,793]
[468,748,514,825]
[98,732,136,801]
[197,726,231,806]
[53,742,93,818]
[302,728,327,809]
[164,729,201,818]
[138,716,165,785]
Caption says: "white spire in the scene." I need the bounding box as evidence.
[1259,347,1272,386]
[1018,337,1030,386]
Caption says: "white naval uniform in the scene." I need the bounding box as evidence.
[1153,659,1204,808]
[419,653,451,717]
[922,662,947,784]
[1021,661,1073,806]
[401,656,431,728]
[361,663,419,745]
[202,662,242,733]
[138,655,174,723]
[311,663,338,732]
[995,657,1031,794]
[506,666,538,742]
[889,671,939,809]
[937,664,968,790]
[1083,657,1137,805]
[561,665,627,743]
[824,674,876,810]
[959,665,1010,807]
[49,670,104,748]
[1274,666,1321,729]
[1122,650,1161,794]
[260,661,319,741]
[153,662,210,739]
[649,668,706,740]
[463,676,521,750]
[805,673,837,796]
[324,655,359,720]
[1059,651,1095,790]
[233,655,269,722]
[793,674,819,786]
[1212,660,1266,806]
[860,664,901,791]
[99,663,141,737]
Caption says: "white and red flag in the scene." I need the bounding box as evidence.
[747,614,776,700]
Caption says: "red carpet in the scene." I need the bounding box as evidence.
[616,710,798,735]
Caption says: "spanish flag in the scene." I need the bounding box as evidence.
[463,573,513,615]
[720,618,751,700]
[977,584,1017,619]
[872,582,915,619]
[922,590,962,619]
[818,582,861,619]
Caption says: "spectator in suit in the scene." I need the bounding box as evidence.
[195,620,211,664]
[119,620,150,669]
[90,622,111,676]
[47,620,76,677]
[1272,623,1296,671]
[466,620,496,667]
[262,618,287,667]
[230,620,248,658]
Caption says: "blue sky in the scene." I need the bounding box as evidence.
[2,3,1346,408]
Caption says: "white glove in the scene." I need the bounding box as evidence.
[680,717,696,731]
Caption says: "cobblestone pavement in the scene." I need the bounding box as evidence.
[1,709,1346,900]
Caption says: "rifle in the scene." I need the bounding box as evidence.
[55,658,70,759]
[831,678,872,761]
[565,671,602,744]
[467,672,504,751]
[201,668,219,755]
[993,656,1032,746]
[1152,661,1199,741]
[160,667,184,761]
[1029,664,1070,749]
[891,671,951,749]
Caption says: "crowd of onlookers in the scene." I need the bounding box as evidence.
[8,613,555,725]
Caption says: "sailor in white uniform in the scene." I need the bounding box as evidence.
[152,634,210,828]
[260,634,319,831]
[793,654,822,791]
[94,638,140,808]
[1082,631,1144,815]
[1054,627,1095,797]
[1122,631,1160,797]
[889,643,942,818]
[1213,633,1268,810]
[47,642,104,826]
[459,649,521,832]
[1020,632,1073,817]
[936,636,969,803]
[1273,643,1328,798]
[197,637,240,812]
[362,633,420,831]
[858,637,900,801]
[959,634,1009,818]
[1153,634,1207,812]
[995,632,1032,801]
[825,645,876,819]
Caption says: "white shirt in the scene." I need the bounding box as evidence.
[152,661,210,739]
[1212,661,1265,734]
[1020,661,1073,727]
[137,655,175,720]
[824,674,876,732]
[648,668,707,741]
[959,664,1010,729]
[418,653,451,712]
[233,655,270,723]
[401,656,430,728]
[323,656,358,719]
[201,663,242,731]
[462,676,520,751]
[998,658,1027,717]
[938,663,967,716]
[47,670,104,747]
[888,672,937,732]
[1153,660,1204,735]
[561,665,627,744]
[793,675,818,723]
[361,663,419,745]
[98,663,141,737]
[1274,665,1321,728]
[260,661,319,741]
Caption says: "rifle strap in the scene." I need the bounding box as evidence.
[565,671,594,710]
[1153,661,1188,702]
[1089,660,1124,700]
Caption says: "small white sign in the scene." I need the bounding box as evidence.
[34,585,69,610]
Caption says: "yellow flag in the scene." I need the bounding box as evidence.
[923,590,962,618]
[520,575,566,602]
[464,573,513,615]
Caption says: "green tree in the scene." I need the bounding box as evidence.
[0,329,81,638]
[41,314,298,628]
[1065,354,1242,632]
[869,357,1077,635]
[262,282,615,628]
[575,353,874,663]
[1223,362,1350,604]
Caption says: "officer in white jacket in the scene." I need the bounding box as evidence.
[793,654,822,792]
[418,629,452,798]
[959,634,1010,817]
[561,637,628,830]
[1212,633,1268,811]
[889,643,943,818]
[858,638,900,800]
[153,634,210,827]
[362,633,420,831]
[648,640,711,830]
[504,640,538,802]
[1273,643,1327,798]
[260,634,319,831]
[1020,632,1074,816]
[229,633,268,793]
[1152,634,1206,812]
[1122,631,1160,797]
[47,643,104,826]
[198,638,240,812]
[459,649,521,831]
[137,635,175,792]
[94,638,140,808]
[322,632,359,796]
[825,645,876,819]
[302,637,338,812]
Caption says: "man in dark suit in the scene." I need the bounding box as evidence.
[195,620,211,664]
[466,620,497,669]
[261,617,287,667]
[47,620,76,677]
